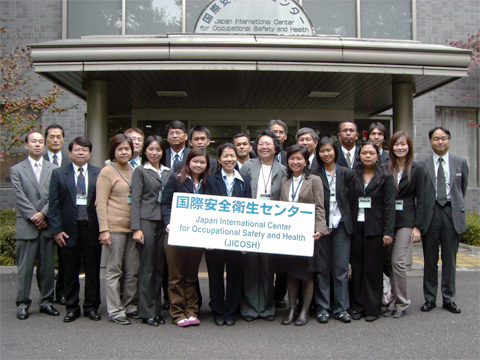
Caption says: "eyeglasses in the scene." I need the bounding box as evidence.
[258,142,274,147]
[129,136,143,142]
[168,131,185,136]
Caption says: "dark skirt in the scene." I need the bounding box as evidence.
[276,240,321,281]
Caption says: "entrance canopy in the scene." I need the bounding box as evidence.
[30,34,471,117]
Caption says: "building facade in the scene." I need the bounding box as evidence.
[0,0,478,211]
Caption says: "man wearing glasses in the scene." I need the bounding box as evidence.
[165,121,190,169]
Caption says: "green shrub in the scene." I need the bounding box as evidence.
[461,213,480,247]
[0,208,17,266]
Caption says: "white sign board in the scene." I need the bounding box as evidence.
[168,193,315,256]
[194,0,314,36]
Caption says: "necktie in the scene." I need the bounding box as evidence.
[275,154,280,163]
[173,154,180,168]
[52,154,59,166]
[131,159,137,168]
[77,168,88,220]
[34,162,41,183]
[346,152,352,168]
[436,158,447,206]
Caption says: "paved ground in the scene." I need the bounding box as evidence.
[1,244,479,360]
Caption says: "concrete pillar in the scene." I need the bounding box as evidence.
[86,80,108,167]
[392,82,414,136]
[392,80,414,270]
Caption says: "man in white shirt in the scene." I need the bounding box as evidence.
[165,120,190,169]
[337,121,359,169]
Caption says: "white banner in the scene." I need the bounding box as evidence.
[168,193,315,256]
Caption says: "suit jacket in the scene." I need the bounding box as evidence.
[279,174,330,235]
[43,151,71,167]
[161,174,206,226]
[239,158,286,200]
[276,149,287,167]
[165,147,190,169]
[204,171,252,199]
[380,150,389,164]
[310,156,319,174]
[337,146,359,169]
[130,165,172,229]
[352,172,396,237]
[393,161,425,229]
[10,158,57,239]
[312,166,355,235]
[420,153,468,235]
[48,164,101,247]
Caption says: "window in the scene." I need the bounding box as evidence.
[126,0,182,35]
[438,107,479,187]
[302,0,356,37]
[68,0,122,38]
[360,0,413,40]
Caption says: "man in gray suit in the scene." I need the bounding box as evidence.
[10,131,60,320]
[420,126,468,314]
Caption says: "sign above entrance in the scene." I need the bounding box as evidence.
[194,0,314,36]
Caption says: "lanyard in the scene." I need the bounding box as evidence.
[193,180,201,194]
[291,175,304,202]
[110,164,133,190]
[261,165,273,193]
[363,176,373,197]
[322,165,338,190]
[223,176,236,197]
[76,172,86,193]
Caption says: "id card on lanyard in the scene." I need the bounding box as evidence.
[110,164,133,204]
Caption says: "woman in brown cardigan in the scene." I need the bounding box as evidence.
[96,134,139,325]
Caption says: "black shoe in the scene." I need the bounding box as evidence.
[316,312,329,324]
[142,318,160,326]
[243,315,255,322]
[225,319,235,326]
[263,315,276,321]
[365,315,379,322]
[84,310,102,321]
[351,311,363,320]
[113,316,131,325]
[275,299,287,309]
[154,315,165,325]
[281,308,298,325]
[383,310,395,317]
[420,301,436,312]
[40,305,60,316]
[335,312,352,323]
[63,311,80,323]
[393,310,406,318]
[294,309,310,326]
[162,301,170,310]
[126,311,140,319]
[215,318,225,326]
[442,302,461,314]
[56,297,67,306]
[17,308,29,320]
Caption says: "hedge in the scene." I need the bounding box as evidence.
[0,209,479,266]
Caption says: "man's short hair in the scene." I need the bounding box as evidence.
[337,121,358,133]
[69,137,92,152]
[233,133,251,143]
[267,119,288,134]
[367,122,388,138]
[295,127,319,142]
[124,128,144,138]
[428,126,451,140]
[25,130,44,143]
[166,120,187,133]
[188,125,211,140]
[44,124,65,138]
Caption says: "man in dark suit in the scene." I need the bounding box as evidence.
[184,125,218,172]
[268,119,288,166]
[10,131,59,320]
[165,120,190,169]
[48,137,102,323]
[420,126,468,314]
[367,122,389,164]
[337,121,359,169]
[44,124,71,306]
[296,127,319,173]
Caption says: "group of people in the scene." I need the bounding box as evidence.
[11,118,468,328]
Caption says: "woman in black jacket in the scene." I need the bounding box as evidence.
[204,143,251,326]
[383,131,425,319]
[350,142,396,322]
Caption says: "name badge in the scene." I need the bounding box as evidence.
[260,194,271,200]
[395,199,404,211]
[158,191,162,203]
[127,194,132,204]
[357,208,365,222]
[76,194,87,206]
[359,197,371,209]
[329,194,336,203]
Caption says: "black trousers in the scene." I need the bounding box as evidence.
[63,223,102,314]
[350,223,384,317]
[205,249,243,321]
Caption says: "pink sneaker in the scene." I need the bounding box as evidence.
[177,319,190,327]
[187,316,200,326]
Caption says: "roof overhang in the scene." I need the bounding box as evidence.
[30,34,471,117]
